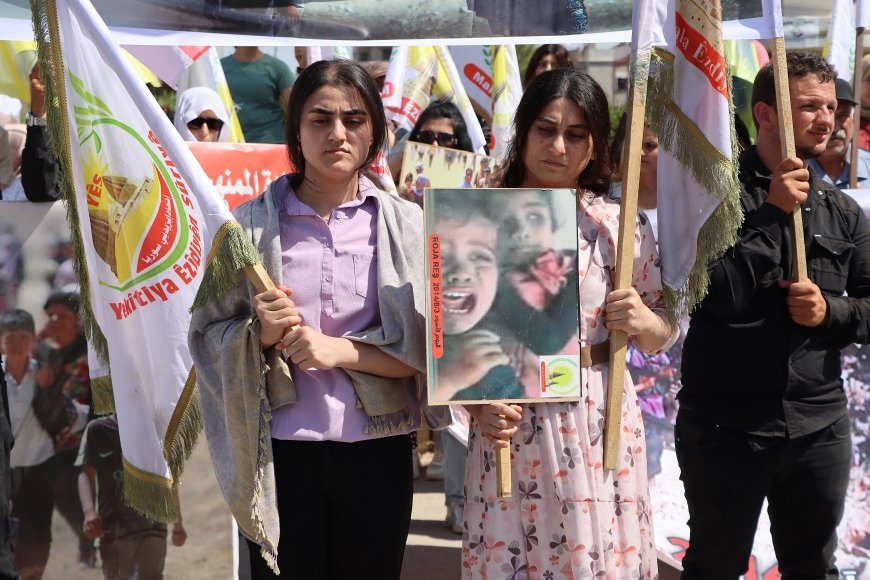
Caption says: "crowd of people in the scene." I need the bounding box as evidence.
[0,40,869,580]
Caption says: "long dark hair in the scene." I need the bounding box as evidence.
[408,100,474,153]
[500,68,613,195]
[284,59,387,175]
[523,44,572,88]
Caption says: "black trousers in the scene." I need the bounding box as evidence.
[248,435,414,580]
[675,413,852,580]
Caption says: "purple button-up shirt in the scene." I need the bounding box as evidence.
[270,177,418,442]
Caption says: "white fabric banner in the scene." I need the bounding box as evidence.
[825,0,856,82]
[54,0,239,511]
[859,0,870,30]
[633,0,739,298]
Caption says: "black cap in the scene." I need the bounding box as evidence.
[835,77,858,106]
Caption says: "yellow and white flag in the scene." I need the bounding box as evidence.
[490,45,522,162]
[33,0,258,520]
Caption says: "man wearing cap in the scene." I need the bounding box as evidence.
[809,77,870,189]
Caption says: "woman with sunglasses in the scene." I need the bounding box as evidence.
[173,87,229,143]
[190,59,444,580]
[408,100,474,153]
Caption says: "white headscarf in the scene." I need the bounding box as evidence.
[174,87,230,143]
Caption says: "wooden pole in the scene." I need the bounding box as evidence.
[244,262,301,334]
[851,28,865,190]
[770,37,809,282]
[244,263,275,293]
[603,68,647,471]
[496,444,511,498]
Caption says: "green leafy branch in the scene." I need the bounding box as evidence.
[70,71,113,152]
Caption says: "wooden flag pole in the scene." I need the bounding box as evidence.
[770,37,809,282]
[496,443,511,498]
[603,68,647,471]
[244,262,301,332]
[245,263,276,293]
[850,27,865,190]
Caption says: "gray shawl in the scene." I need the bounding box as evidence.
[189,174,449,572]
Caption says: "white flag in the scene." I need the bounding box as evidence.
[40,0,258,520]
[634,0,751,317]
[824,0,856,82]
[860,0,870,30]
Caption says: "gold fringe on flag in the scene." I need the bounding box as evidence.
[122,457,177,522]
[90,374,115,415]
[30,0,109,362]
[30,0,262,523]
[639,47,744,322]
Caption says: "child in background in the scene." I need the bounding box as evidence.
[431,193,523,402]
[2,309,61,580]
[77,414,186,580]
[488,190,579,395]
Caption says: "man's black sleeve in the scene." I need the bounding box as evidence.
[21,125,60,202]
[821,200,870,345]
[700,201,790,318]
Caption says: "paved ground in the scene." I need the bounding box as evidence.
[401,473,463,580]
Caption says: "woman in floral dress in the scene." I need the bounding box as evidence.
[463,68,678,579]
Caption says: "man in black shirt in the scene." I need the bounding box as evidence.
[677,52,870,579]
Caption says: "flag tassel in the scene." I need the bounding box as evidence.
[90,375,115,414]
[31,0,109,362]
[163,369,202,483]
[122,457,178,522]
[191,220,261,311]
[643,48,744,321]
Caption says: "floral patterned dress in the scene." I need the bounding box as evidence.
[462,191,677,580]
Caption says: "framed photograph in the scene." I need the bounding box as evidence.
[425,187,581,404]
[398,141,494,205]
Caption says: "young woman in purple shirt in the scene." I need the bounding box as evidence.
[192,60,434,580]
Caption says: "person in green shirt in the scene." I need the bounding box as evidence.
[221,47,295,143]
